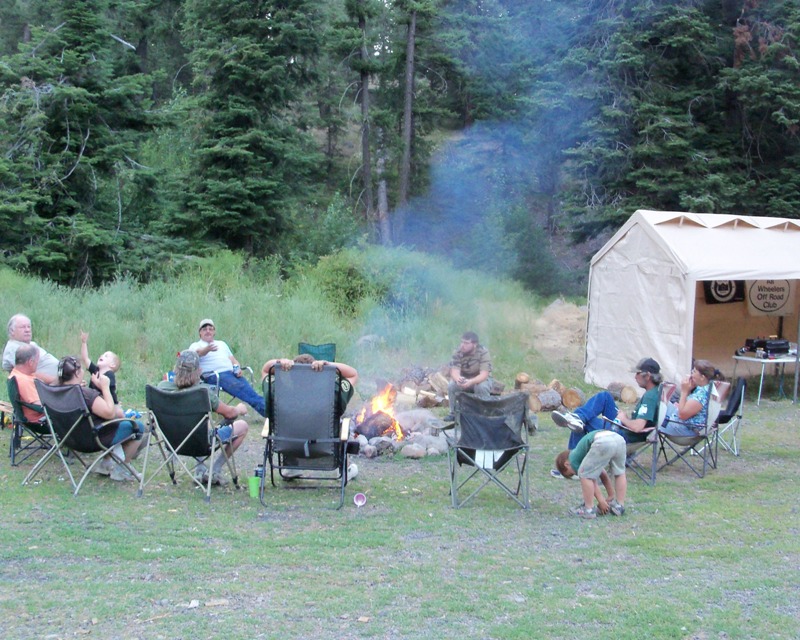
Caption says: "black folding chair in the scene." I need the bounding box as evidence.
[6,376,51,466]
[261,363,352,509]
[22,381,138,496]
[138,385,241,502]
[444,392,532,509]
[654,380,729,480]
[716,377,746,456]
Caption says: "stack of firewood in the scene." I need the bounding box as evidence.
[390,366,639,414]
[514,373,638,413]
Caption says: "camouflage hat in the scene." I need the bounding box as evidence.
[175,350,200,372]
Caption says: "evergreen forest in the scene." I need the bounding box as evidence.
[2,0,799,293]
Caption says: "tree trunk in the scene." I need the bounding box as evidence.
[375,128,392,245]
[358,10,374,231]
[397,9,416,216]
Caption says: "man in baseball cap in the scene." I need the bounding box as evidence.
[552,356,663,450]
[188,318,266,416]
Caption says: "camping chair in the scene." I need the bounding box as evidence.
[138,385,241,502]
[260,363,352,509]
[716,377,746,456]
[7,376,51,466]
[22,381,139,496]
[609,382,676,486]
[443,391,532,509]
[654,380,729,480]
[297,342,336,362]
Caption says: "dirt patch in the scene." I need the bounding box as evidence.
[532,298,587,370]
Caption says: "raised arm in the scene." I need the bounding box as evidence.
[80,331,91,370]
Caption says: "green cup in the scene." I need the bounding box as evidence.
[248,475,260,499]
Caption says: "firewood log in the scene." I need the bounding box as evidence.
[528,393,542,413]
[608,381,638,404]
[620,385,639,404]
[537,389,563,412]
[428,371,449,396]
[561,387,586,410]
[548,379,567,396]
[515,372,530,389]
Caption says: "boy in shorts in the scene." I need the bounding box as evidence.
[555,430,627,519]
[80,330,123,418]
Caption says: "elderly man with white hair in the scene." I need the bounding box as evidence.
[3,314,59,384]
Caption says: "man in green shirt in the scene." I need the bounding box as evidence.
[552,357,663,449]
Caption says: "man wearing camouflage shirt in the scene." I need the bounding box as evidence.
[445,331,493,420]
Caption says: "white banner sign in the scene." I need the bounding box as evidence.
[746,280,796,316]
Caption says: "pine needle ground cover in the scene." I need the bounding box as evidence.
[1,399,798,640]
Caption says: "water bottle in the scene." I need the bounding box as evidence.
[254,464,264,478]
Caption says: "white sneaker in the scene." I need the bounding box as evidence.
[92,458,114,475]
[110,465,141,482]
[551,411,585,433]
[193,463,208,481]
[110,443,125,462]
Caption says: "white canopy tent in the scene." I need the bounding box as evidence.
[585,210,800,399]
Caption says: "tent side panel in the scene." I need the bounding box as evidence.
[585,225,686,391]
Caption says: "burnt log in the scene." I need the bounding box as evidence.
[355,411,398,439]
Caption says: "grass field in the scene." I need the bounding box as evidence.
[1,397,798,640]
[2,255,799,639]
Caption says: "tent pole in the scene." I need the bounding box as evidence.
[794,313,799,403]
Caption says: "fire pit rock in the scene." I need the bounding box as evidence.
[348,408,450,458]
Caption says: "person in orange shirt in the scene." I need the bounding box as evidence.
[8,343,45,424]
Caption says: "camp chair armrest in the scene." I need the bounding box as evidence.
[340,417,351,441]
[94,418,138,439]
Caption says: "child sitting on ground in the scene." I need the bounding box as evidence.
[80,331,123,418]
[555,430,627,519]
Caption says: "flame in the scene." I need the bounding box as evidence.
[355,383,404,440]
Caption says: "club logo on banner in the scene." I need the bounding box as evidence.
[703,280,745,304]
[746,280,795,316]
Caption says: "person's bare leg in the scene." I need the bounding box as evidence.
[614,472,627,506]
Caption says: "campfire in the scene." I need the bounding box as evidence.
[354,383,405,440]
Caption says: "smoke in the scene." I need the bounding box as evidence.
[392,1,597,294]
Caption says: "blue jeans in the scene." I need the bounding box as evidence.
[569,390,619,449]
[111,419,144,445]
[659,403,701,436]
[204,370,266,416]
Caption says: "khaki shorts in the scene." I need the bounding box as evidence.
[578,431,626,479]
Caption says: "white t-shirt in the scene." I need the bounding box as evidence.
[188,339,234,373]
[2,339,59,377]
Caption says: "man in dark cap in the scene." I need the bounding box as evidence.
[552,357,663,450]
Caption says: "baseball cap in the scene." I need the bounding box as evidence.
[632,357,660,374]
[198,318,215,331]
[175,350,200,372]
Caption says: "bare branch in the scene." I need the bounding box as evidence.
[110,33,137,51]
